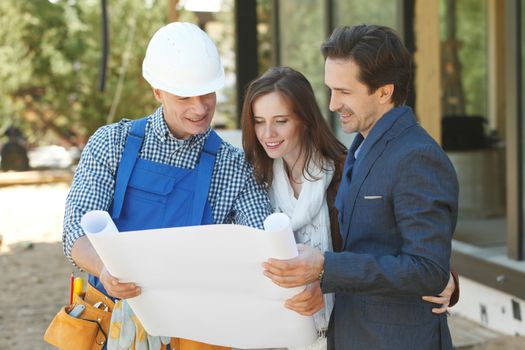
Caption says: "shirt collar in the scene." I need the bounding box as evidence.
[354,138,364,159]
[150,106,212,148]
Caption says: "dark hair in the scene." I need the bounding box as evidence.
[321,24,411,106]
[241,66,346,251]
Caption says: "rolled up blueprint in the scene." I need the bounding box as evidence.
[79,210,317,349]
[80,210,118,235]
[263,212,298,259]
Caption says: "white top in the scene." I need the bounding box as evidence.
[269,157,335,349]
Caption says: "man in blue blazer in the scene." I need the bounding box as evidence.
[264,24,458,350]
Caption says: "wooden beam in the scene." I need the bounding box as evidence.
[168,0,180,23]
[413,0,441,143]
[488,0,506,139]
[504,0,522,260]
[0,170,73,187]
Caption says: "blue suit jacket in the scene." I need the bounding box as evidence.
[323,107,458,350]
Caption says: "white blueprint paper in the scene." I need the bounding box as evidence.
[80,211,317,349]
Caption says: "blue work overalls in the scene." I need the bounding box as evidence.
[88,117,221,349]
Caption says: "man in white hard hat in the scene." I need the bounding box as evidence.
[63,22,272,350]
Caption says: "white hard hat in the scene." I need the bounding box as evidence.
[142,22,225,97]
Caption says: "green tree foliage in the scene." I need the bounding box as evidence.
[334,0,397,28]
[439,0,487,118]
[0,0,195,146]
[454,0,487,118]
[278,0,327,111]
[256,0,273,75]
[0,2,33,131]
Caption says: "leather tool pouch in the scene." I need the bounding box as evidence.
[44,282,115,350]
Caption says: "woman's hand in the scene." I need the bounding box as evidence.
[99,266,141,299]
[422,273,455,314]
[284,280,325,316]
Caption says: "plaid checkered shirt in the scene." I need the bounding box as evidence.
[63,107,272,265]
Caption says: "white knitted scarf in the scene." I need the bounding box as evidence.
[269,157,335,349]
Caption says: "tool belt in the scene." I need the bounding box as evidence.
[44,282,230,350]
[44,282,115,350]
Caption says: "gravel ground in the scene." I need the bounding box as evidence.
[0,184,71,349]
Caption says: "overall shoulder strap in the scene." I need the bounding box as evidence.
[111,117,148,219]
[202,129,222,156]
[190,130,222,224]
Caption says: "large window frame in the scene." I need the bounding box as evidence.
[508,0,524,260]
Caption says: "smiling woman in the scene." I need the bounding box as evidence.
[241,66,347,350]
[252,92,303,183]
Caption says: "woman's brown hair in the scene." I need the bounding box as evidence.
[241,66,347,251]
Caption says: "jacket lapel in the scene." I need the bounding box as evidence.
[340,107,417,247]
